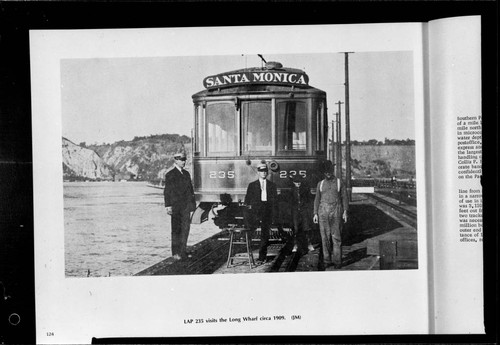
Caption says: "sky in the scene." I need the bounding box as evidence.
[61,51,414,145]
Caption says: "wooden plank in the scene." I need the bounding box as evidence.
[397,240,418,259]
[366,227,417,256]
[379,240,397,270]
[135,231,229,275]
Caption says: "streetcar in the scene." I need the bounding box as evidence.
[191,61,329,225]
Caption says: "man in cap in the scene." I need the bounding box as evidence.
[290,174,315,253]
[164,152,196,260]
[244,162,278,264]
[313,161,348,269]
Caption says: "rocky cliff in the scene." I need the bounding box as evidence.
[62,138,113,181]
[63,134,191,182]
[63,134,414,181]
[348,145,415,178]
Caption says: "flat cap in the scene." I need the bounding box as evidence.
[322,160,335,173]
[173,152,186,159]
[257,163,268,171]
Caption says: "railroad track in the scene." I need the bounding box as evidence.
[368,193,417,227]
[138,196,419,275]
[136,228,293,275]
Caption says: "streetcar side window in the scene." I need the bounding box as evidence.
[206,102,237,156]
[241,101,272,155]
[316,101,326,152]
[195,105,204,156]
[277,101,307,152]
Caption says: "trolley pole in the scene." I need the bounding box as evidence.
[257,54,267,68]
[335,101,344,179]
[343,52,354,201]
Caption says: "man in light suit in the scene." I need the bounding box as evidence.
[164,152,196,260]
[244,163,278,264]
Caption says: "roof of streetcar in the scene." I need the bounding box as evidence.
[193,61,326,99]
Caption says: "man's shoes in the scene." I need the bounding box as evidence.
[255,257,268,265]
[307,244,315,252]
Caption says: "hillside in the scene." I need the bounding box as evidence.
[89,134,191,181]
[348,145,415,178]
[62,134,415,182]
[62,138,113,181]
[63,134,191,182]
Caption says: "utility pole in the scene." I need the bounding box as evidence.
[330,119,335,162]
[335,101,344,179]
[343,52,354,201]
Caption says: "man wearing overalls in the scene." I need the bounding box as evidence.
[313,161,348,269]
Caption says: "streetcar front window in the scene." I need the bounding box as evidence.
[206,102,237,156]
[277,101,307,151]
[241,101,272,154]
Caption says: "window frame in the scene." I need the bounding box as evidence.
[315,99,327,153]
[204,101,238,157]
[276,99,309,156]
[240,100,273,156]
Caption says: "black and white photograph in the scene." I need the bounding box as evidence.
[61,52,417,278]
[1,2,497,344]
[25,12,491,343]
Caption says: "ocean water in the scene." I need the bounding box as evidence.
[64,181,221,278]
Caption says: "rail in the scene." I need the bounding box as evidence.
[367,193,417,227]
[352,178,416,190]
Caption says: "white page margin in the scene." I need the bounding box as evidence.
[31,23,429,343]
[427,15,484,334]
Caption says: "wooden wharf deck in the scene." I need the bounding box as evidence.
[135,193,418,276]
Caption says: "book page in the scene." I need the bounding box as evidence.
[31,23,429,343]
[426,16,484,334]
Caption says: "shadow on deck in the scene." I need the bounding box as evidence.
[135,203,415,276]
[343,204,404,246]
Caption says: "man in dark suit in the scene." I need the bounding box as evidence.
[164,152,196,260]
[244,162,278,264]
[290,174,315,254]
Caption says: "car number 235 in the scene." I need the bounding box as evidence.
[209,171,235,179]
[280,170,306,178]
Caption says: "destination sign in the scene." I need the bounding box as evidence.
[203,71,309,89]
